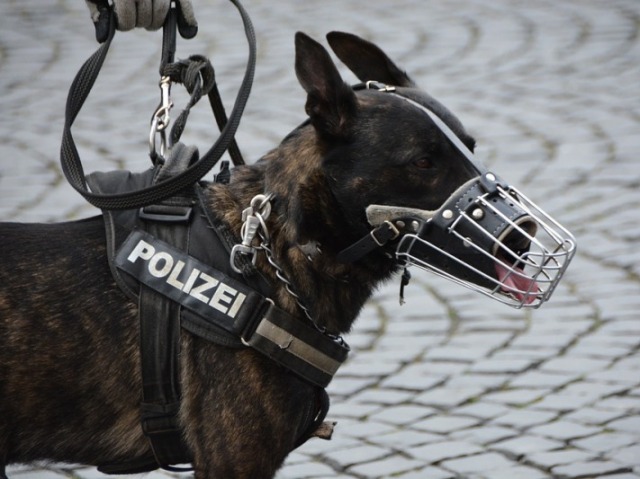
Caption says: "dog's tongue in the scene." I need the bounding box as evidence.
[495,257,540,305]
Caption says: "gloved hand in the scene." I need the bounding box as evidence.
[86,0,198,42]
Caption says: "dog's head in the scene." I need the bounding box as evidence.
[266,31,575,309]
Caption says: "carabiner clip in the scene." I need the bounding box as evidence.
[149,76,173,160]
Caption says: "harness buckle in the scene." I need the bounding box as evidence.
[240,298,275,346]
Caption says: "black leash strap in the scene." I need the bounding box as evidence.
[60,0,255,210]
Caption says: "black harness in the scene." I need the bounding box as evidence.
[85,144,348,473]
[58,5,348,470]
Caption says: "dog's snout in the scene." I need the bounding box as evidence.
[496,217,537,258]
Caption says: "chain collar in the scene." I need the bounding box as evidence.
[231,194,345,342]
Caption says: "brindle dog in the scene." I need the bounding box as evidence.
[0,32,479,478]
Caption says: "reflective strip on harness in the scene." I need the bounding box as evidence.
[247,304,349,388]
[115,230,266,337]
[252,321,341,376]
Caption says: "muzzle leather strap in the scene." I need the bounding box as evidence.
[337,221,400,263]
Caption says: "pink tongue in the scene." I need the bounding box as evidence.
[495,260,540,305]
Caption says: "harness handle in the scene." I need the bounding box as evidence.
[60,0,255,211]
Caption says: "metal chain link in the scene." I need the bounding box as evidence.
[232,194,344,343]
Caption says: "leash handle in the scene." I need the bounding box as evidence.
[60,0,256,210]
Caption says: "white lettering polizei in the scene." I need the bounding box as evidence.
[124,238,247,321]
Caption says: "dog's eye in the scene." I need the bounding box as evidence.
[413,158,433,170]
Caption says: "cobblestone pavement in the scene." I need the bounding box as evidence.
[2,0,640,478]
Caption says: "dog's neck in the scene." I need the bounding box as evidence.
[205,134,399,335]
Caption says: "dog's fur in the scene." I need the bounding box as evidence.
[0,32,478,478]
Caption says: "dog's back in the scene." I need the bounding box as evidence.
[0,218,149,465]
[0,218,321,474]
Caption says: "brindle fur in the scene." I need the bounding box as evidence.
[0,32,477,478]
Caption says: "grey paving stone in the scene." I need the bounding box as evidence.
[393,466,456,479]
[453,401,511,420]
[541,356,612,374]
[446,373,511,390]
[300,476,357,479]
[491,349,559,361]
[528,420,602,441]
[529,392,598,412]
[585,368,640,385]
[323,445,391,468]
[369,404,436,426]
[327,377,377,397]
[493,409,558,428]
[469,358,535,374]
[450,425,517,445]
[565,407,624,426]
[471,464,552,479]
[569,343,634,359]
[7,470,72,479]
[413,415,481,434]
[596,396,640,412]
[407,440,483,462]
[414,386,485,408]
[416,361,469,376]
[572,432,637,453]
[347,455,425,478]
[327,402,381,419]
[440,452,516,474]
[563,380,629,398]
[609,444,640,468]
[276,461,337,479]
[606,416,640,434]
[348,388,416,406]
[527,449,596,469]
[369,430,444,449]
[423,345,489,362]
[483,388,547,406]
[380,373,447,391]
[71,468,114,479]
[508,371,579,389]
[340,420,397,440]
[491,435,564,456]
[338,359,400,377]
[508,334,575,350]
[552,460,633,478]
[296,434,362,456]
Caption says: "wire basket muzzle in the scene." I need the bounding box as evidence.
[396,174,576,308]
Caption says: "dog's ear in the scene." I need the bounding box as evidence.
[327,31,416,87]
[295,32,357,138]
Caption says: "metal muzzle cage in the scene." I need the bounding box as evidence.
[394,172,577,308]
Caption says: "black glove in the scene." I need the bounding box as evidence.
[85,0,198,42]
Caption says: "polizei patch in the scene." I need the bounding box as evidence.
[115,230,259,333]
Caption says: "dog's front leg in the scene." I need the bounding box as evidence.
[180,335,317,479]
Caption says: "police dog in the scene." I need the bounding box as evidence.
[0,32,479,478]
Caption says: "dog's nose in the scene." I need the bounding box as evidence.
[495,217,537,260]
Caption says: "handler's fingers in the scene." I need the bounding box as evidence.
[176,0,198,38]
[112,0,170,31]
[146,0,171,30]
[112,0,137,31]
